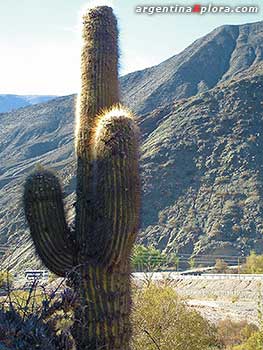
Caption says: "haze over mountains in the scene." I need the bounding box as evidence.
[0,95,57,113]
[0,21,262,270]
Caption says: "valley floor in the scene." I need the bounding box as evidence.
[186,299,258,325]
[134,273,263,325]
[12,272,263,326]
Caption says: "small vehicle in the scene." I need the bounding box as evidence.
[23,270,49,289]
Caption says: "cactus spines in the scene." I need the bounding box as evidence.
[87,107,140,265]
[24,171,73,276]
[76,5,119,153]
[23,5,140,350]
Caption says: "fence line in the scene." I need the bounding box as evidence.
[133,272,263,281]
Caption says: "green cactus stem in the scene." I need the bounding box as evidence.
[24,171,73,276]
[24,5,140,350]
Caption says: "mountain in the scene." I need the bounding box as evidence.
[0,95,57,113]
[140,63,263,259]
[0,21,262,270]
[121,20,263,115]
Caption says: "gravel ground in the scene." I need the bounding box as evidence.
[186,299,260,325]
[133,274,263,325]
[171,277,263,325]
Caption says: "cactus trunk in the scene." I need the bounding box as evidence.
[24,5,140,350]
[75,5,120,262]
[72,264,132,350]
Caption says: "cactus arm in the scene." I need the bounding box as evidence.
[23,171,73,276]
[88,107,140,266]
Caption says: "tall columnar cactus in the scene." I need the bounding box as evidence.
[24,5,140,350]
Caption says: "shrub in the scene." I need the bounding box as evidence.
[171,254,180,271]
[0,271,13,290]
[131,284,219,350]
[232,224,241,233]
[131,245,167,271]
[216,319,258,348]
[0,285,75,350]
[215,259,228,273]
[188,257,196,269]
[232,330,263,350]
[242,251,263,274]
[247,134,257,142]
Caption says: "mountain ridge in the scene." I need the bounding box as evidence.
[0,20,262,270]
[121,20,262,114]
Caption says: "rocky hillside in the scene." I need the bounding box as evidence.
[0,21,262,270]
[140,63,263,258]
[121,21,263,115]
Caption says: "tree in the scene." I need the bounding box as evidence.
[132,245,166,271]
[188,257,196,270]
[172,255,180,271]
[215,259,228,273]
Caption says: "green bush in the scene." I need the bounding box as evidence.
[131,284,219,350]
[131,245,167,271]
[242,251,263,274]
[232,330,263,350]
[0,271,13,289]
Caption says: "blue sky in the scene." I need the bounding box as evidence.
[0,0,261,95]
